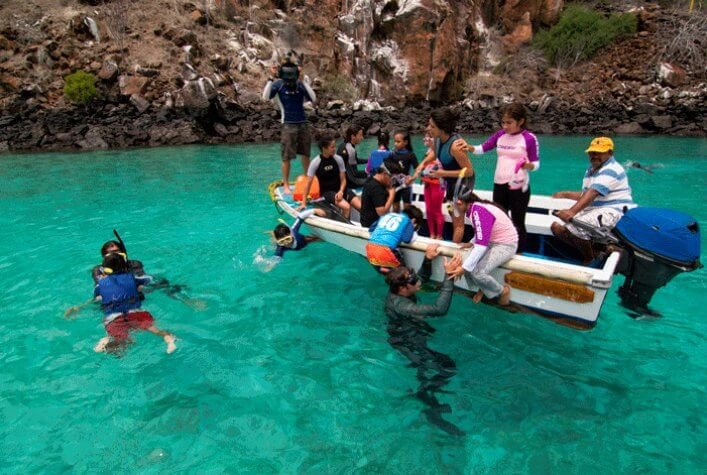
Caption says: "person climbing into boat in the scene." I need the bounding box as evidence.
[410,135,445,239]
[91,252,176,355]
[338,124,367,205]
[262,53,316,195]
[272,208,323,258]
[454,102,539,253]
[385,245,465,436]
[298,135,358,218]
[366,206,423,274]
[551,137,636,264]
[359,159,402,228]
[389,129,419,213]
[365,131,393,176]
[423,108,475,243]
[447,190,517,306]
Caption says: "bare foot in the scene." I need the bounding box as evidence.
[164,334,177,354]
[472,290,484,304]
[94,336,110,353]
[282,186,292,195]
[498,285,511,306]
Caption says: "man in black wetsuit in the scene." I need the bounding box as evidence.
[384,245,465,436]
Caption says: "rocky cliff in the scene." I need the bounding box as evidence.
[0,0,704,153]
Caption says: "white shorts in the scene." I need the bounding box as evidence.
[566,208,622,240]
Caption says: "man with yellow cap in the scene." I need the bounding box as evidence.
[551,137,636,264]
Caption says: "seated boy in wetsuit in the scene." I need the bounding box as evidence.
[366,206,423,274]
[272,209,322,257]
[93,252,176,354]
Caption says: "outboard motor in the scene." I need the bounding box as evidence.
[613,207,702,314]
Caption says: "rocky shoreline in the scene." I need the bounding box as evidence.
[1,90,704,154]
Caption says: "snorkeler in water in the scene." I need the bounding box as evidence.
[272,209,324,258]
[384,244,465,436]
[65,231,206,316]
[625,160,661,174]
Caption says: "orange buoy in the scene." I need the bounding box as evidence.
[293,175,320,201]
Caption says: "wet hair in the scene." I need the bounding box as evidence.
[501,102,528,128]
[378,131,390,149]
[430,108,458,135]
[102,252,129,274]
[385,266,414,294]
[393,129,414,154]
[344,124,364,143]
[403,206,423,228]
[460,192,507,214]
[100,240,124,256]
[317,135,336,151]
[273,223,291,240]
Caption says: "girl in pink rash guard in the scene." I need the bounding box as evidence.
[451,191,518,305]
[460,103,539,253]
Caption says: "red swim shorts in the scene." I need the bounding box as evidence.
[366,243,402,270]
[105,311,155,341]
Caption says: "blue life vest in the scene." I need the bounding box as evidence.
[368,149,393,175]
[96,273,142,315]
[369,213,415,248]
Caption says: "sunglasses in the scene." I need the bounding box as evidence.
[405,269,420,286]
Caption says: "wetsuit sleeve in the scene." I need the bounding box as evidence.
[393,277,454,318]
[334,155,346,173]
[481,130,505,153]
[274,245,285,258]
[345,161,368,188]
[522,130,540,171]
[301,81,316,104]
[417,257,433,283]
[307,157,321,177]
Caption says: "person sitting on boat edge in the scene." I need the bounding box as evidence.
[366,206,423,274]
[551,137,636,264]
[272,208,323,258]
[359,159,402,229]
[298,135,360,219]
[92,252,176,354]
[384,246,465,436]
[447,190,517,306]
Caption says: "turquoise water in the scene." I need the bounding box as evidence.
[1,136,706,473]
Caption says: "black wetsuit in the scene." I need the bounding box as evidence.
[384,258,464,436]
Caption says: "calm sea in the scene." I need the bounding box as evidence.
[0,136,705,473]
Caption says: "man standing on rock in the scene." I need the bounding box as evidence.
[262,55,316,195]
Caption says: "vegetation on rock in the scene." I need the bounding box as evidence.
[63,71,98,105]
[534,4,637,68]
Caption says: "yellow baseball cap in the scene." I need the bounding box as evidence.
[585,137,614,153]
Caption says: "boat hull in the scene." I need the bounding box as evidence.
[270,181,620,329]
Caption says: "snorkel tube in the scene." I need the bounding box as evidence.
[113,229,128,257]
[451,168,468,218]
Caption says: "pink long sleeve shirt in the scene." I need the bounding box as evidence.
[466,203,518,246]
[477,129,540,185]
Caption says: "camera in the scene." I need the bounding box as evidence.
[278,50,300,83]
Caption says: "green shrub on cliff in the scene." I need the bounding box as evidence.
[534,4,637,66]
[64,71,98,105]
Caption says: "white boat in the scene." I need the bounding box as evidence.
[270,179,702,329]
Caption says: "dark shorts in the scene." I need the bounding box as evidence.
[322,189,355,204]
[444,175,475,201]
[395,187,412,204]
[281,123,311,161]
[105,311,154,341]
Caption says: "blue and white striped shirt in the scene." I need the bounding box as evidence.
[582,157,636,212]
